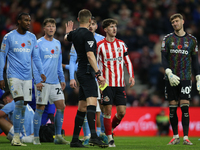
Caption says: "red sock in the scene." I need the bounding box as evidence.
[104,117,112,135]
[112,113,121,129]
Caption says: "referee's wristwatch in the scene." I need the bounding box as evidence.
[95,70,101,80]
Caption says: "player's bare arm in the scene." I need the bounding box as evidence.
[36,83,44,91]
[70,79,77,89]
[60,82,66,91]
[129,77,135,88]
[64,21,74,41]
[0,80,5,90]
[87,51,106,87]
[62,64,66,69]
[40,74,46,83]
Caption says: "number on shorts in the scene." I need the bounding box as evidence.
[55,88,62,95]
[29,88,32,96]
[181,86,191,94]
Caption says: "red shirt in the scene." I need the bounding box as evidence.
[97,38,134,87]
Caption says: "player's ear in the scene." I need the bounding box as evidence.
[104,27,107,33]
[182,19,184,25]
[89,18,91,23]
[77,17,79,22]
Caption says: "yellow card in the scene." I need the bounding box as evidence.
[99,83,108,91]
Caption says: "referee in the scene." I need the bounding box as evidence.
[64,9,108,148]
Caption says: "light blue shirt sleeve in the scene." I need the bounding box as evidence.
[69,44,77,80]
[32,37,44,76]
[57,44,65,83]
[1,101,15,122]
[0,34,10,80]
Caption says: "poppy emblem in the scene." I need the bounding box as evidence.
[21,43,25,47]
[177,45,182,49]
[51,49,54,54]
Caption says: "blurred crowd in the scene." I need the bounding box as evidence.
[1,0,200,107]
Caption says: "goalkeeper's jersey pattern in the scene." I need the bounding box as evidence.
[161,32,198,80]
[97,38,134,87]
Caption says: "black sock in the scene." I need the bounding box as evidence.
[87,105,97,139]
[71,110,86,142]
[169,105,178,135]
[181,104,189,136]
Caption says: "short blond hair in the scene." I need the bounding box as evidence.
[78,9,92,24]
[170,13,183,22]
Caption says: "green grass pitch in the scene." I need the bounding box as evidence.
[0,136,200,150]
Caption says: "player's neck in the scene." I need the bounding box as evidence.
[174,29,185,37]
[79,23,90,29]
[44,35,54,41]
[106,36,115,42]
[16,28,26,35]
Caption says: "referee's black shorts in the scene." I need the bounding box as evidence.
[77,72,98,101]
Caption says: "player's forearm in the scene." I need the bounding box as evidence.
[124,55,134,78]
[161,52,169,70]
[69,55,77,80]
[0,53,6,80]
[87,52,98,72]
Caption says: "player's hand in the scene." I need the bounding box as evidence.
[40,74,46,83]
[165,68,180,86]
[0,80,5,90]
[65,21,73,33]
[36,83,44,91]
[196,75,200,94]
[98,76,106,88]
[62,64,66,69]
[61,82,66,90]
[70,79,77,89]
[129,77,135,88]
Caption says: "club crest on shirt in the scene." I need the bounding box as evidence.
[117,48,122,52]
[103,96,110,102]
[27,40,31,46]
[162,41,165,47]
[56,46,59,51]
[184,42,189,48]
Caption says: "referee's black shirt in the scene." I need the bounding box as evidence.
[67,27,97,74]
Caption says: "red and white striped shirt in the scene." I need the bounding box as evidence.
[97,38,134,87]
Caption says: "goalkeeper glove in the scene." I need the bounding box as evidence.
[196,75,200,94]
[165,68,180,86]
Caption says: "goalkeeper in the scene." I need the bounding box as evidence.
[161,13,200,146]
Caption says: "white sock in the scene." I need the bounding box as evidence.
[173,134,179,139]
[21,135,34,143]
[183,136,188,140]
[107,135,113,142]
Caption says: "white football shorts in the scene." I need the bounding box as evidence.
[7,78,32,101]
[35,83,64,105]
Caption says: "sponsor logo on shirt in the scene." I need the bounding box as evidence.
[105,57,122,62]
[44,54,58,59]
[170,49,188,55]
[87,41,94,47]
[14,48,30,52]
